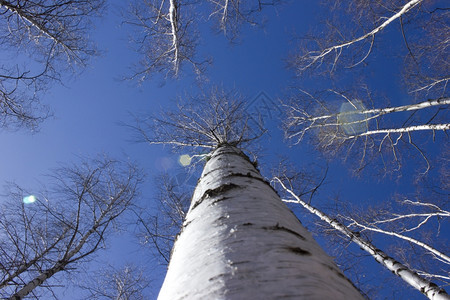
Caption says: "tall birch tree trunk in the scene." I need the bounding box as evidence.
[158,145,363,299]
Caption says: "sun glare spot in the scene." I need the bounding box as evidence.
[179,155,192,167]
[23,195,36,204]
[338,101,369,135]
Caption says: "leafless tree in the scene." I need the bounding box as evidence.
[283,89,449,175]
[331,176,450,288]
[283,5,450,294]
[131,87,265,264]
[0,157,142,299]
[0,0,106,130]
[130,88,367,299]
[124,0,205,81]
[79,264,151,300]
[340,199,449,265]
[290,0,447,87]
[124,0,280,81]
[273,175,449,299]
[207,0,280,41]
[291,0,422,71]
[287,0,450,151]
[283,0,449,180]
[135,174,190,264]
[286,0,449,174]
[130,87,266,151]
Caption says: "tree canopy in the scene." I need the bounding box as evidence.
[0,1,448,299]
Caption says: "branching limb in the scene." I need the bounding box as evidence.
[0,0,105,129]
[343,218,450,265]
[285,97,450,142]
[207,0,280,40]
[273,176,449,300]
[284,91,449,174]
[125,0,207,80]
[293,0,423,71]
[127,87,266,151]
[0,157,142,298]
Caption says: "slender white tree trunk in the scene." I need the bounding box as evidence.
[158,145,363,299]
[276,178,450,300]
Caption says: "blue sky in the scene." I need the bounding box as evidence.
[0,1,447,299]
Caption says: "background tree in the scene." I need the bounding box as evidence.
[0,157,142,299]
[273,173,449,299]
[207,0,280,41]
[287,0,449,169]
[124,0,280,80]
[124,0,204,80]
[283,89,449,175]
[0,0,105,130]
[78,264,151,300]
[135,173,190,264]
[282,4,449,294]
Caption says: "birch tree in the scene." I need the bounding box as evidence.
[207,0,280,41]
[78,264,151,300]
[125,0,280,80]
[284,4,449,291]
[0,0,105,130]
[283,90,449,174]
[273,174,450,299]
[125,0,204,80]
[288,0,449,160]
[135,89,364,299]
[290,0,448,97]
[0,157,142,299]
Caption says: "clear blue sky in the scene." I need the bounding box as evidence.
[0,1,446,299]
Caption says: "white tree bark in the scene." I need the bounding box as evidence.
[275,178,450,300]
[158,145,363,299]
[288,98,450,126]
[354,123,449,137]
[168,0,180,75]
[286,97,450,143]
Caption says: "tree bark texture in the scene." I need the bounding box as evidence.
[158,145,363,299]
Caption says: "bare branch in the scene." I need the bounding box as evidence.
[78,264,151,299]
[135,173,191,265]
[283,91,449,175]
[0,0,105,130]
[342,217,450,265]
[128,87,266,152]
[273,176,449,299]
[207,0,280,41]
[292,0,423,72]
[124,0,207,80]
[0,157,142,298]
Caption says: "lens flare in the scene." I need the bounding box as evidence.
[179,155,192,166]
[23,195,36,204]
[338,101,369,135]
